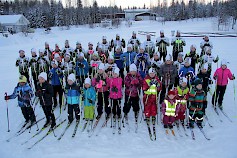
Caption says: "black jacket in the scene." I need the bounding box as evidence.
[36,81,54,106]
[197,72,212,93]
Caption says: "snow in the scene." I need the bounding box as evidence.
[0,14,26,25]
[0,18,237,158]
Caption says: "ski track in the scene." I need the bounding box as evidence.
[0,18,237,158]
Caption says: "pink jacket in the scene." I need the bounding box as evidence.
[213,67,233,86]
[108,77,123,99]
[124,73,143,97]
[92,73,110,92]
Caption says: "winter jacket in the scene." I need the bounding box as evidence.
[8,83,34,107]
[213,67,234,86]
[114,52,124,69]
[108,77,123,99]
[173,60,184,72]
[36,81,54,106]
[128,37,141,52]
[200,40,213,50]
[83,86,96,106]
[49,67,63,86]
[30,56,39,74]
[162,98,178,116]
[185,51,199,69]
[171,37,186,53]
[143,40,155,55]
[62,61,75,77]
[197,72,212,92]
[75,59,89,77]
[156,36,170,53]
[73,48,86,58]
[134,53,151,72]
[65,83,80,105]
[160,63,177,85]
[111,38,126,50]
[179,66,195,82]
[92,73,110,92]
[142,75,162,96]
[120,51,137,67]
[37,56,50,73]
[175,86,189,113]
[150,58,163,77]
[16,56,30,73]
[124,73,143,97]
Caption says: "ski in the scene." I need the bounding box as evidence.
[118,118,121,135]
[152,119,156,140]
[213,108,223,122]
[88,117,102,138]
[171,129,176,137]
[218,108,233,122]
[7,117,44,142]
[28,119,66,149]
[196,126,211,140]
[181,124,189,137]
[112,117,116,134]
[72,120,80,138]
[204,115,213,128]
[135,117,138,133]
[190,128,195,140]
[57,122,72,141]
[146,119,153,141]
[81,120,89,132]
[96,115,112,136]
[175,124,183,137]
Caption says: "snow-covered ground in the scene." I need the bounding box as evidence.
[0,18,237,158]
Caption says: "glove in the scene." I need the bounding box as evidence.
[78,63,85,68]
[140,56,145,61]
[131,79,139,85]
[71,62,75,66]
[88,99,93,104]
[213,76,217,80]
[56,69,62,75]
[111,86,118,92]
[232,74,235,80]
[208,79,213,84]
[4,95,10,100]
[48,72,53,79]
[107,67,113,72]
[185,72,193,79]
[215,56,219,61]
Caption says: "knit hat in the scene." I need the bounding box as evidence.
[113,67,120,75]
[78,53,85,58]
[108,55,114,60]
[19,75,27,83]
[51,60,58,66]
[67,73,76,82]
[76,41,81,45]
[116,34,120,37]
[98,63,105,70]
[88,42,93,46]
[129,63,137,72]
[148,68,156,74]
[38,72,47,81]
[202,63,208,70]
[178,52,184,57]
[221,59,228,66]
[205,47,211,53]
[168,90,176,96]
[102,36,107,40]
[54,53,60,59]
[19,50,25,54]
[39,49,44,53]
[165,54,172,61]
[184,57,191,65]
[31,48,36,53]
[194,78,202,86]
[65,53,71,58]
[97,45,102,49]
[127,44,133,48]
[153,52,160,57]
[85,77,91,85]
[115,46,121,50]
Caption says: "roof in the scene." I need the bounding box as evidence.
[124,9,151,13]
[135,12,158,17]
[0,14,29,25]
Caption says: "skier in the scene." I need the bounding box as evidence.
[197,63,212,94]
[134,45,151,79]
[37,49,50,74]
[51,44,61,60]
[120,44,137,72]
[85,42,96,64]
[114,46,124,81]
[173,52,184,87]
[73,41,86,62]
[123,63,143,120]
[185,44,199,73]
[212,59,235,110]
[178,57,195,87]
[97,36,111,56]
[36,72,56,128]
[110,34,126,52]
[82,77,96,121]
[54,53,63,69]
[188,78,207,128]
[65,73,81,124]
[97,45,107,63]
[62,40,73,58]
[143,34,155,58]
[108,67,123,120]
[91,63,110,119]
[200,35,213,57]
[44,42,53,63]
[159,54,177,104]
[156,30,170,62]
[4,75,36,125]
[161,90,178,128]
[89,52,101,78]
[143,68,162,138]
[29,48,39,88]
[16,50,30,82]
[128,31,141,53]
[175,77,189,125]
[62,53,75,83]
[150,52,163,79]
[171,30,186,61]
[75,53,89,86]
[48,60,64,109]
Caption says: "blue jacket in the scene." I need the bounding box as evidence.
[75,59,89,77]
[9,83,34,107]
[49,67,63,86]
[179,66,195,81]
[120,51,137,67]
[134,53,150,72]
[65,83,80,105]
[83,86,96,106]
[114,52,124,69]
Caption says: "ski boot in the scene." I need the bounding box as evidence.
[197,122,203,128]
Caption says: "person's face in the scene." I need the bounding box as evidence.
[85,83,90,88]
[196,84,202,90]
[168,94,175,100]
[221,65,227,69]
[38,77,45,84]
[113,72,119,78]
[67,79,74,85]
[149,72,156,78]
[127,47,132,52]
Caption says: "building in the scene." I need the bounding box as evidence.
[124,9,157,20]
[0,14,30,33]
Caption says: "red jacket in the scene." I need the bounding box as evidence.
[124,73,143,97]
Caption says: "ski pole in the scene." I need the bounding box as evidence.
[233,74,236,102]
[5,92,10,132]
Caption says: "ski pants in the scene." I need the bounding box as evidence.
[163,115,175,126]
[143,94,157,118]
[84,106,94,120]
[111,99,121,118]
[31,72,38,89]
[189,110,203,124]
[68,104,80,122]
[21,106,36,122]
[123,95,140,115]
[160,51,167,62]
[97,91,110,116]
[42,105,56,125]
[52,85,63,108]
[212,85,227,106]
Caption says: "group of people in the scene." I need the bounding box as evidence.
[4,30,235,132]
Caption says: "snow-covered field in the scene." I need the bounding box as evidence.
[0,18,237,158]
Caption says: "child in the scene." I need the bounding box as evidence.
[150,52,163,79]
[123,63,143,121]
[120,44,137,72]
[16,50,30,82]
[185,44,199,73]
[114,46,124,81]
[75,53,89,86]
[173,52,184,87]
[36,72,56,128]
[200,35,213,57]
[143,34,155,58]
[92,63,110,119]
[62,53,75,80]
[29,48,39,88]
[108,67,123,119]
[105,55,117,78]
[83,78,96,121]
[162,90,178,128]
[65,73,80,124]
[5,75,36,125]
[128,31,141,53]
[179,57,195,86]
[212,59,235,110]
[175,77,189,125]
[89,53,101,78]
[48,60,64,109]
[38,49,50,74]
[197,63,212,94]
[188,78,207,128]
